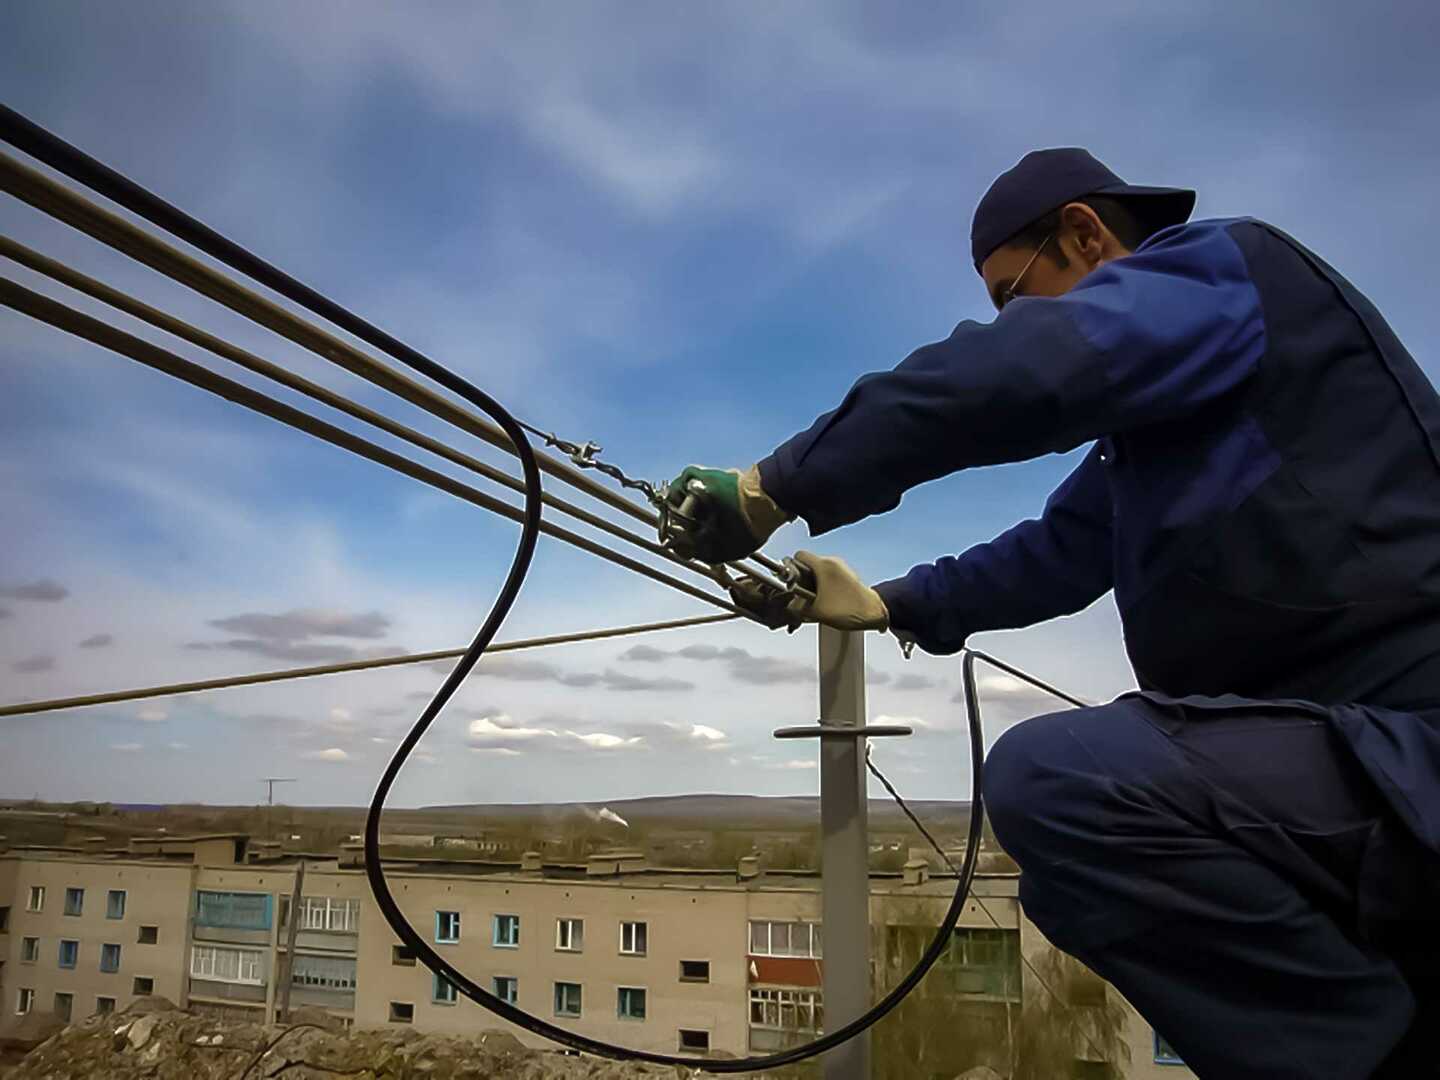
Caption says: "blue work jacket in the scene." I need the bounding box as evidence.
[757,218,1440,851]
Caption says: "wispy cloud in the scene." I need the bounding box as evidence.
[474,656,694,692]
[11,655,55,674]
[0,579,69,602]
[137,709,168,724]
[208,609,392,641]
[302,747,351,763]
[618,642,813,685]
[78,633,115,649]
[892,673,940,691]
[111,743,143,754]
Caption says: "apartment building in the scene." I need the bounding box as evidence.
[0,837,1195,1077]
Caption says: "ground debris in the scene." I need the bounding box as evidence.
[2,1008,780,1079]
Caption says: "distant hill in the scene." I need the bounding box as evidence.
[423,792,971,830]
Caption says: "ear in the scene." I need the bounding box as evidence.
[1058,202,1109,269]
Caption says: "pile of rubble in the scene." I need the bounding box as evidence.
[1,998,778,1080]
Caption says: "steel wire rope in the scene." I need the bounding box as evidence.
[0,613,740,719]
[1,271,982,1068]
[0,235,768,597]
[0,105,788,584]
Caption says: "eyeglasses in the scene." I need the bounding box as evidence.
[999,232,1054,310]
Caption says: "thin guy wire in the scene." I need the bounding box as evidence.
[0,613,740,719]
[0,278,751,619]
[868,653,1109,1064]
[0,150,789,590]
[0,234,753,595]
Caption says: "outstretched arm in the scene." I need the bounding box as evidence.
[873,448,1114,655]
[756,220,1264,535]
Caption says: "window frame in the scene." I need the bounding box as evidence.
[678,1028,710,1053]
[435,910,461,944]
[432,972,458,1005]
[194,890,272,931]
[290,953,357,991]
[106,890,127,920]
[617,985,647,1021]
[553,980,582,1018]
[53,992,73,1023]
[189,943,265,986]
[20,936,39,963]
[58,938,79,970]
[138,925,158,945]
[132,976,154,995]
[96,996,116,1015]
[293,895,360,933]
[620,920,648,956]
[747,919,822,959]
[493,913,520,948]
[16,988,34,1015]
[555,917,584,952]
[391,944,416,967]
[100,943,122,973]
[26,886,45,913]
[388,1001,414,1024]
[679,959,710,983]
[493,975,518,1004]
[749,987,824,1032]
[63,887,84,917]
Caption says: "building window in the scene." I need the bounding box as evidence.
[388,1001,413,1024]
[493,976,518,1005]
[54,992,73,1023]
[100,944,122,973]
[291,954,356,991]
[27,886,45,913]
[748,920,822,958]
[678,1029,710,1053]
[288,896,360,933]
[195,891,271,931]
[553,981,582,1018]
[63,888,84,917]
[138,926,158,945]
[493,914,520,948]
[21,937,39,963]
[617,986,647,1020]
[106,890,127,920]
[620,921,648,956]
[58,939,79,969]
[556,918,584,952]
[15,988,34,1015]
[1155,1030,1185,1065]
[679,960,710,983]
[132,977,154,995]
[96,996,116,1015]
[435,911,461,944]
[190,944,264,985]
[433,973,457,1005]
[391,944,416,966]
[0,906,9,932]
[749,988,823,1033]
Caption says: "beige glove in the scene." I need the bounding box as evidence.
[791,551,889,631]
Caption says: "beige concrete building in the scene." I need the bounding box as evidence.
[0,836,1195,1077]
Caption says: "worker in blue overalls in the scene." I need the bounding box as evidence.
[667,149,1440,1079]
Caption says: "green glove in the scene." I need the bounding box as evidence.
[664,464,790,564]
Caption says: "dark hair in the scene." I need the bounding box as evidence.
[1003,195,1154,267]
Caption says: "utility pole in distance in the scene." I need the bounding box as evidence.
[262,778,296,843]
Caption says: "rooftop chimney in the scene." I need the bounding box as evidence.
[338,842,364,869]
[520,850,543,872]
[902,857,930,887]
[737,854,761,880]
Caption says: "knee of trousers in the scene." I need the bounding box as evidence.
[982,704,1150,870]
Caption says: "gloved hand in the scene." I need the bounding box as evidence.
[663,464,791,564]
[789,550,889,631]
[729,550,890,632]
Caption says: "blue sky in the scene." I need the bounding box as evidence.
[2,1,1437,807]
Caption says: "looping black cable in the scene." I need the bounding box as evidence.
[0,103,985,1072]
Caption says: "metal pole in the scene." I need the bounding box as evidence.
[817,626,872,1079]
[277,861,305,1022]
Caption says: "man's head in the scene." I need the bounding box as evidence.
[972,148,1195,312]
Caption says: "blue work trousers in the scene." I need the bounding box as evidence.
[984,693,1440,1079]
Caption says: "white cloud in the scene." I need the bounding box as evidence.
[303,748,351,763]
[467,714,557,742]
[565,730,644,751]
[766,759,818,771]
[111,743,143,753]
[166,741,189,752]
[137,708,168,723]
[470,747,522,757]
[691,724,727,742]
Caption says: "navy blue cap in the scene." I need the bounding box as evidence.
[971,148,1195,271]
